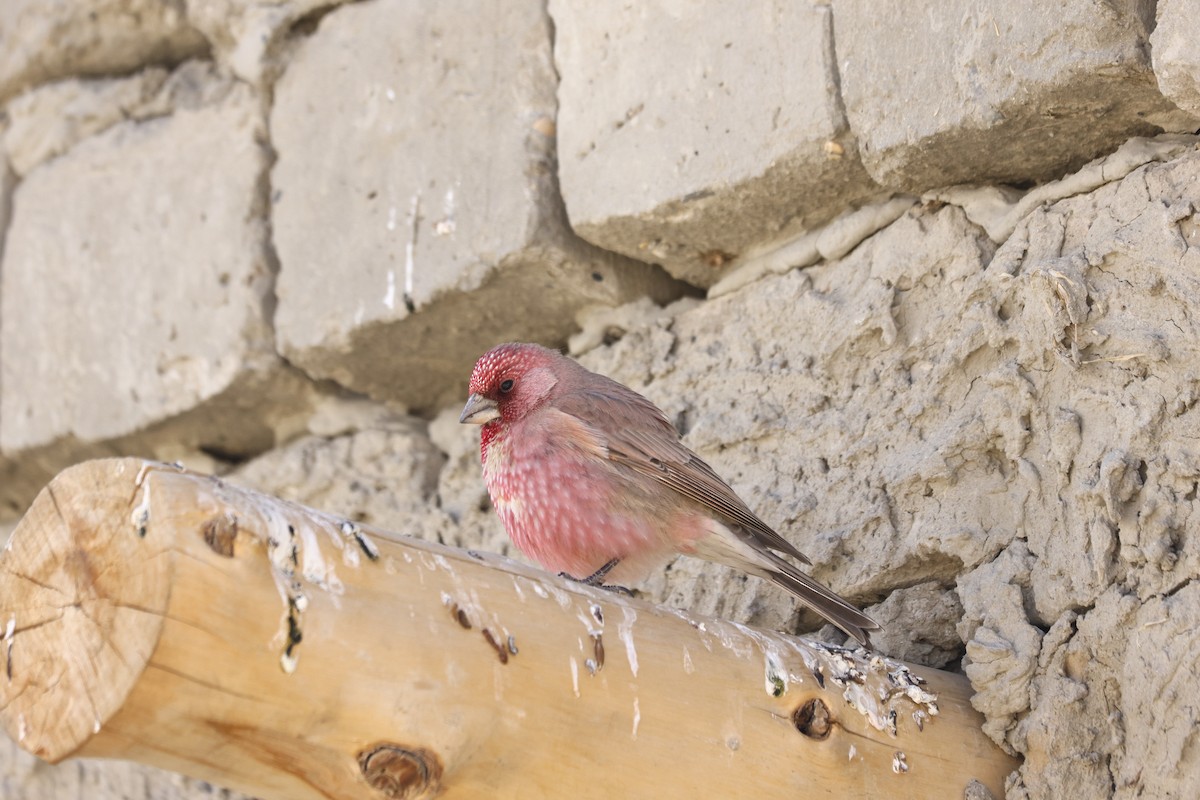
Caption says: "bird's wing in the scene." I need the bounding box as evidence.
[555,381,812,565]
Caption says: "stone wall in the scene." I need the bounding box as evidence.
[2,1,1200,798]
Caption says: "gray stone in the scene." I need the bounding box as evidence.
[550,0,880,287]
[0,735,256,800]
[0,74,314,459]
[271,0,683,414]
[184,0,352,87]
[1151,0,1200,118]
[2,61,246,178]
[835,0,1192,191]
[2,69,169,177]
[865,582,964,668]
[0,0,207,103]
[0,157,8,496]
[229,421,446,535]
[0,145,13,257]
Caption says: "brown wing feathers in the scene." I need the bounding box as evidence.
[555,379,811,564]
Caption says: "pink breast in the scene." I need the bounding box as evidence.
[483,426,657,578]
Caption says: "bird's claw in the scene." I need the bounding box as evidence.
[556,570,635,596]
[558,557,629,593]
[581,557,620,585]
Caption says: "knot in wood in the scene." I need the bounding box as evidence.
[793,697,833,740]
[358,744,443,800]
[201,513,238,557]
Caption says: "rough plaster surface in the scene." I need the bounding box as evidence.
[230,419,446,535]
[575,205,1005,633]
[271,0,684,413]
[551,0,880,287]
[0,0,208,103]
[1152,0,1200,118]
[0,67,321,462]
[835,0,1192,191]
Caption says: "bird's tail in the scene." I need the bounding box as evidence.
[758,553,881,648]
[687,523,881,647]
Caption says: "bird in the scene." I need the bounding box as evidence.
[459,342,881,646]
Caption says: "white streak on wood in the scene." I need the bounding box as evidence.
[619,607,639,678]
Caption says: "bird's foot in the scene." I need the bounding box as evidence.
[582,557,620,585]
[558,558,631,594]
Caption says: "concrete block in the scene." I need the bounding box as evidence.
[0,0,207,103]
[2,69,169,177]
[550,0,880,287]
[0,145,13,254]
[184,0,353,87]
[835,0,1192,191]
[1152,0,1200,118]
[271,0,683,413]
[0,74,313,458]
[0,152,16,513]
[0,735,258,800]
[2,61,242,178]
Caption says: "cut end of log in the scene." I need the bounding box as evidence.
[0,458,172,762]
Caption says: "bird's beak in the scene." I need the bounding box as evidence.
[459,393,500,425]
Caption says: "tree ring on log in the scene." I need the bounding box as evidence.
[0,460,173,762]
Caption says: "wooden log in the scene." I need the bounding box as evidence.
[0,458,1017,799]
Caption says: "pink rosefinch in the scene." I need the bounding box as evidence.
[460,342,880,646]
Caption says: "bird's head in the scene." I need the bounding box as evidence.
[459,342,563,427]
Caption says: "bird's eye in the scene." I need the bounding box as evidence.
[499,378,514,394]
